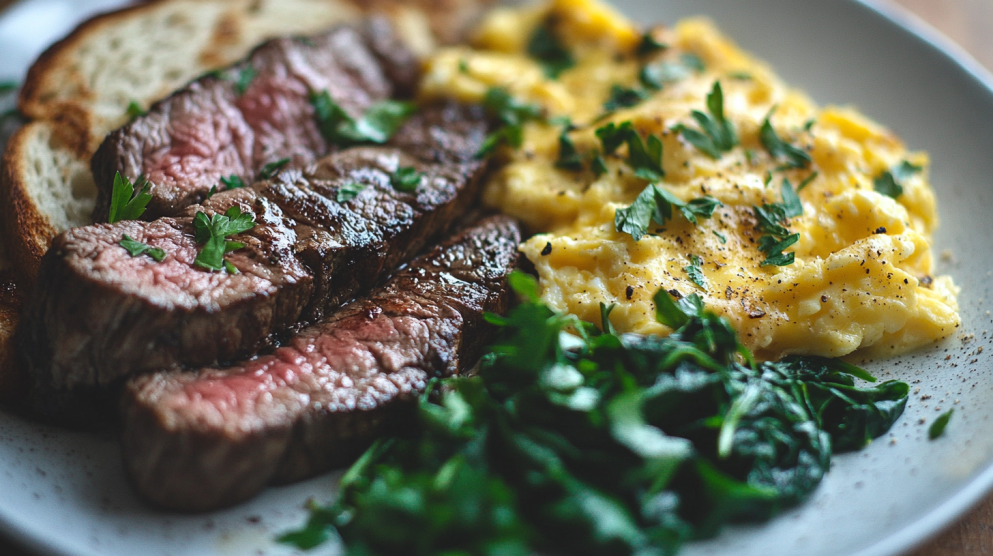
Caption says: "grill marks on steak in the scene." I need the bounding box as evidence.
[121,216,521,512]
[91,18,419,220]
[21,103,488,420]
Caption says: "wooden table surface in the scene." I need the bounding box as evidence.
[0,0,991,555]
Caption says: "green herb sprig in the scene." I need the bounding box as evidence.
[119,234,166,262]
[108,172,152,224]
[754,180,803,267]
[192,206,256,273]
[673,81,738,159]
[391,167,424,192]
[615,184,721,242]
[684,254,708,291]
[760,108,812,169]
[527,24,575,79]
[477,87,545,157]
[311,90,416,147]
[874,161,922,199]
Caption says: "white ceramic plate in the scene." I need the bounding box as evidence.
[3,0,993,555]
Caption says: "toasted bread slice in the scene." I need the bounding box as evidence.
[2,0,492,280]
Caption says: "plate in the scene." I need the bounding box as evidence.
[2,0,993,555]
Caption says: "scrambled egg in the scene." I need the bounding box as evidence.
[420,0,960,359]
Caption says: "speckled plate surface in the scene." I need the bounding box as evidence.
[2,0,993,555]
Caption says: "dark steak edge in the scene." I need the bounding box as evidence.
[120,215,521,512]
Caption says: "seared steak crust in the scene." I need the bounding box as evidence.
[91,19,419,220]
[121,216,520,512]
[21,102,488,421]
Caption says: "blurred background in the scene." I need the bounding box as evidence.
[0,0,992,554]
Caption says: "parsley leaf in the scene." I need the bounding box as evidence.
[627,132,664,181]
[599,302,618,335]
[603,85,648,113]
[126,100,145,120]
[220,175,246,190]
[681,52,706,72]
[753,181,803,267]
[674,81,738,159]
[640,53,704,91]
[527,24,574,79]
[637,32,668,56]
[336,182,366,203]
[760,109,811,169]
[796,171,819,192]
[391,167,423,192]
[555,121,584,172]
[713,230,727,244]
[684,255,708,291]
[119,234,166,262]
[192,206,256,272]
[107,172,152,224]
[615,184,721,241]
[235,66,257,96]
[874,161,922,199]
[592,152,609,177]
[257,158,290,181]
[311,90,416,146]
[929,409,953,440]
[477,88,544,157]
[595,121,634,155]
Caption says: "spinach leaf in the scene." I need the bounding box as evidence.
[282,276,909,555]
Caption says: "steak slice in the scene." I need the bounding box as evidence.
[121,215,521,512]
[91,18,419,220]
[21,102,488,423]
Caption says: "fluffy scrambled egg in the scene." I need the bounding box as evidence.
[420,0,960,359]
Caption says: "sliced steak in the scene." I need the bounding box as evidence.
[91,18,419,220]
[121,215,520,512]
[21,102,488,423]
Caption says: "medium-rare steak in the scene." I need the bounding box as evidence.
[121,215,520,512]
[21,102,488,423]
[91,18,419,220]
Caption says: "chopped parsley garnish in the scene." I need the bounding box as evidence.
[107,172,152,224]
[257,158,290,181]
[615,184,721,241]
[527,24,574,79]
[391,167,423,192]
[234,66,257,96]
[929,409,953,440]
[603,84,649,113]
[281,274,909,555]
[673,81,738,159]
[555,125,584,172]
[126,100,145,120]
[728,71,753,80]
[336,182,366,203]
[760,109,812,169]
[591,151,609,177]
[220,175,246,190]
[626,132,665,181]
[595,121,634,155]
[713,230,727,244]
[477,87,545,157]
[594,121,664,181]
[636,32,668,56]
[684,254,708,291]
[119,234,165,262]
[796,171,819,192]
[754,180,803,267]
[458,59,470,73]
[311,90,415,146]
[192,206,256,273]
[874,161,922,199]
[599,302,618,335]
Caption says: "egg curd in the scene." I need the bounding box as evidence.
[419,0,960,360]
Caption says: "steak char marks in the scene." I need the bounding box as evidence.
[91,18,419,220]
[21,102,488,423]
[122,216,521,511]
